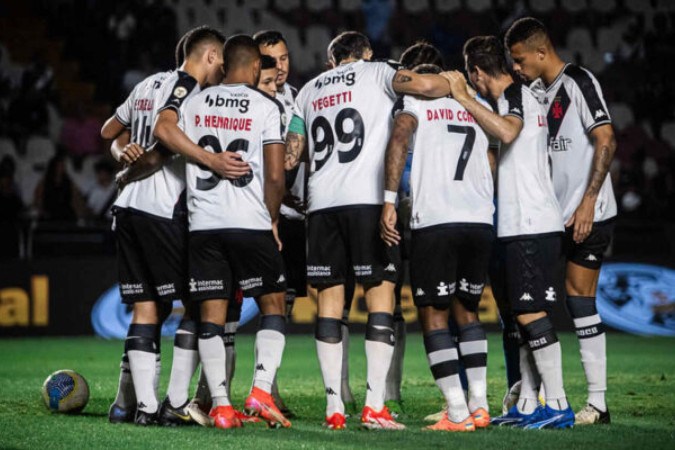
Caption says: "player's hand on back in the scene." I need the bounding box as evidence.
[120,143,145,165]
[209,151,251,179]
[380,202,400,247]
[567,196,595,243]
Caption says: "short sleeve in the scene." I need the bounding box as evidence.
[392,95,419,121]
[376,61,398,100]
[115,88,135,128]
[263,100,284,145]
[158,73,199,120]
[502,83,524,121]
[565,65,611,132]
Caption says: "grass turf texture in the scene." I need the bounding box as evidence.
[0,333,673,449]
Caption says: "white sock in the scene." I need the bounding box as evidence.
[128,350,159,414]
[198,322,229,407]
[568,296,607,412]
[166,322,199,408]
[364,313,395,411]
[252,315,286,393]
[316,317,344,416]
[458,322,488,412]
[126,324,159,414]
[424,329,470,423]
[525,317,569,411]
[517,345,540,415]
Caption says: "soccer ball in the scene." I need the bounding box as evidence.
[41,369,90,413]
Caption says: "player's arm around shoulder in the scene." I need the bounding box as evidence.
[443,71,523,144]
[153,100,250,179]
[392,68,453,98]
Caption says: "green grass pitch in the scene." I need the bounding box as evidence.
[0,333,673,449]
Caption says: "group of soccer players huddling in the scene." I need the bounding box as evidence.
[101,16,616,432]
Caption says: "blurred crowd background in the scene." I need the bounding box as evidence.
[0,0,673,263]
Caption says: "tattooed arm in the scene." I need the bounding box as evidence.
[568,124,617,243]
[391,69,452,98]
[285,114,308,170]
[284,131,307,170]
[380,112,418,246]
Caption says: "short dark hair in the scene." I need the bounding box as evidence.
[463,36,510,77]
[260,54,277,70]
[184,26,226,58]
[400,41,443,69]
[253,30,287,47]
[327,31,371,65]
[504,17,549,49]
[223,34,261,75]
[412,63,441,75]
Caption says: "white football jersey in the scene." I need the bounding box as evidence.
[395,94,495,229]
[530,64,617,224]
[181,83,285,232]
[294,60,398,213]
[113,70,200,219]
[276,82,305,220]
[496,83,563,239]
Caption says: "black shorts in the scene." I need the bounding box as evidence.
[410,224,494,312]
[278,215,307,297]
[495,234,565,314]
[115,208,187,304]
[564,219,614,270]
[188,229,286,301]
[307,205,400,286]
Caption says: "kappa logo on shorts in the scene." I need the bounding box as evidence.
[384,263,397,273]
[277,274,286,283]
[545,287,557,301]
[415,288,425,296]
[520,292,534,301]
[585,254,598,262]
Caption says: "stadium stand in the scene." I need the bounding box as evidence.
[0,0,673,258]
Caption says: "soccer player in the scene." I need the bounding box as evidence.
[504,17,617,425]
[392,41,456,420]
[100,26,234,426]
[381,62,494,431]
[253,30,302,416]
[258,55,279,97]
[180,34,290,430]
[445,35,574,429]
[285,31,455,430]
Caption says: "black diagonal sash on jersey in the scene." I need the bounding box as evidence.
[564,64,610,129]
[547,84,571,139]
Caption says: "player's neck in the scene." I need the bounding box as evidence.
[488,73,515,101]
[181,60,207,86]
[224,69,254,86]
[541,56,566,87]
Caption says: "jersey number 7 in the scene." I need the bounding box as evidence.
[448,125,476,181]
